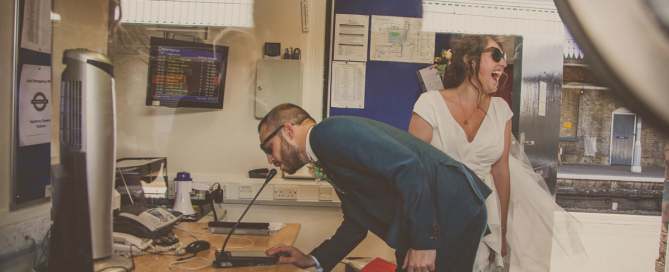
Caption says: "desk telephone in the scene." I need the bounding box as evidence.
[114,202,182,241]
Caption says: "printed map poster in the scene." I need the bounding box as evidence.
[19,65,52,146]
[370,15,435,64]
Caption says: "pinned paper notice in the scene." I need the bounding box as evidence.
[20,0,52,53]
[19,65,52,146]
[331,61,365,109]
[538,82,547,116]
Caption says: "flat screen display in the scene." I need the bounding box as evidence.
[146,37,228,109]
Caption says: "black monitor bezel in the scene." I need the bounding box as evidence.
[145,37,229,109]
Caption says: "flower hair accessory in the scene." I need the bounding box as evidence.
[433,49,452,77]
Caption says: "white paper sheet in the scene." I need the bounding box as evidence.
[333,14,369,62]
[19,65,52,146]
[331,61,365,109]
[370,15,435,63]
[417,66,444,92]
[121,0,254,27]
[20,0,52,53]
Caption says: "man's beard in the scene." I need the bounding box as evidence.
[279,135,305,174]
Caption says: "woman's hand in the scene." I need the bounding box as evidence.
[402,248,436,272]
[501,232,508,257]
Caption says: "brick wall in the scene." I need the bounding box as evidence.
[560,88,579,137]
[641,124,668,167]
[559,67,667,167]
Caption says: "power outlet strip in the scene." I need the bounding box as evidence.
[239,185,254,199]
[274,186,298,200]
[318,186,334,201]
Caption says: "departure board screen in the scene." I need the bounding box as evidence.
[146,37,228,109]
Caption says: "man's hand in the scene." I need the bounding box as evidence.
[402,248,436,272]
[266,244,316,269]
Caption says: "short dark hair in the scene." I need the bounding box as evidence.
[258,103,316,133]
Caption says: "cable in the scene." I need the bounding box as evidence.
[174,225,197,239]
[129,244,185,257]
[168,257,213,270]
[173,227,254,249]
[26,236,37,268]
[36,227,51,269]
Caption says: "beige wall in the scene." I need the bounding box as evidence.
[2,1,397,270]
[113,0,325,177]
[0,0,16,215]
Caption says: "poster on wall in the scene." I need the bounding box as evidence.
[331,61,365,109]
[20,0,52,54]
[370,15,435,63]
[19,64,52,146]
[333,14,369,62]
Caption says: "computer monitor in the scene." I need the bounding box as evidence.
[145,37,229,109]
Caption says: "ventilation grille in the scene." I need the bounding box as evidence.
[60,80,82,150]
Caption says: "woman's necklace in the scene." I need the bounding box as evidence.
[456,89,479,125]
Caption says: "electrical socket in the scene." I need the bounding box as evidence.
[0,225,18,256]
[274,186,298,200]
[167,180,176,198]
[239,185,254,199]
[18,221,37,249]
[318,186,334,201]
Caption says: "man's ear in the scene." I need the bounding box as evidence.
[284,123,295,139]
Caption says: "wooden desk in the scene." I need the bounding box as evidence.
[133,223,301,272]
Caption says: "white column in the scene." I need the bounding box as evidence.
[632,116,642,172]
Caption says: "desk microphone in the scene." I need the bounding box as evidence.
[213,169,280,268]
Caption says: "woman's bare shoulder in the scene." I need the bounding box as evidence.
[438,88,459,103]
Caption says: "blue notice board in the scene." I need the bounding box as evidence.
[328,0,429,131]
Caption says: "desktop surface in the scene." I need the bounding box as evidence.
[133,222,301,272]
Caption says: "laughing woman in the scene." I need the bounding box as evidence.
[409,35,586,272]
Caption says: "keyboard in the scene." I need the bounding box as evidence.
[207,222,270,229]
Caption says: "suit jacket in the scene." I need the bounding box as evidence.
[308,117,492,271]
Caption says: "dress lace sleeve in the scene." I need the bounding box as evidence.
[412,92,439,128]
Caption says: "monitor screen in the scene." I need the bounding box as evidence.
[146,37,228,109]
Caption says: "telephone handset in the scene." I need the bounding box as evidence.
[113,232,153,254]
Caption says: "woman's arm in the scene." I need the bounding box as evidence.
[490,119,512,257]
[408,113,433,143]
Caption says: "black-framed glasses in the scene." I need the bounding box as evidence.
[260,125,287,154]
[485,47,506,63]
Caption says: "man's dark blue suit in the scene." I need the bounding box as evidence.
[306,117,492,272]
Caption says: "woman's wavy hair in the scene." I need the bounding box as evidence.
[442,35,504,90]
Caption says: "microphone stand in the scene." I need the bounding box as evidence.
[213,169,278,268]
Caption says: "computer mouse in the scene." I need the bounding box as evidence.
[185,240,211,254]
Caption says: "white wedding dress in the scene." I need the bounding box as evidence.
[413,91,586,272]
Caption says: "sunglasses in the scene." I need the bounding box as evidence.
[485,47,506,63]
[260,125,285,155]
